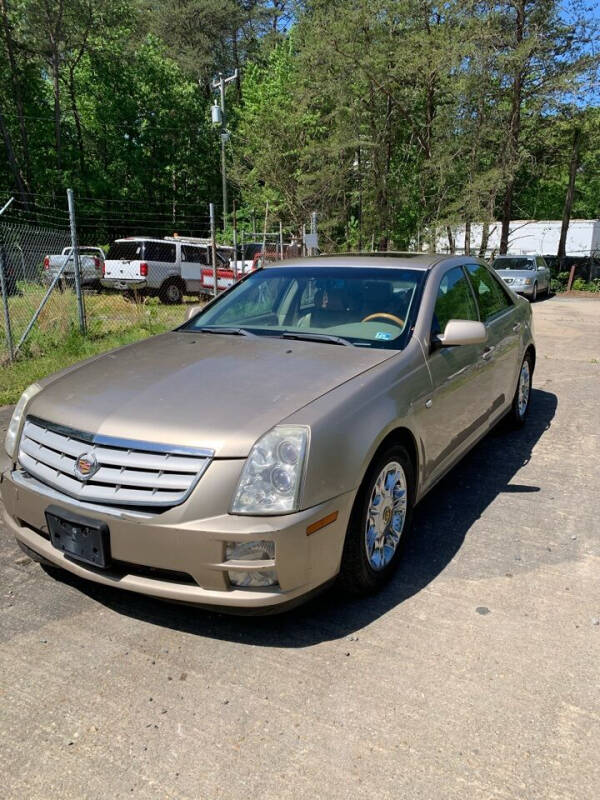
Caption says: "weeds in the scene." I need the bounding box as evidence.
[551,272,600,293]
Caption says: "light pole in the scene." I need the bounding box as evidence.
[211,69,238,230]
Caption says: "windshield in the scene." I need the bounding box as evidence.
[181,266,425,349]
[106,241,144,260]
[492,257,535,271]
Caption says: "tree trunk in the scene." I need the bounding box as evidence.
[48,0,64,175]
[446,225,455,254]
[500,1,525,254]
[479,221,489,258]
[464,220,471,255]
[68,67,85,177]
[52,45,62,173]
[557,126,582,260]
[479,192,497,258]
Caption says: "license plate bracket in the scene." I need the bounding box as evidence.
[45,505,110,569]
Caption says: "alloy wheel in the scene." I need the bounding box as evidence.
[517,359,531,418]
[364,461,408,571]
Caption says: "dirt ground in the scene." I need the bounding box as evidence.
[0,295,599,800]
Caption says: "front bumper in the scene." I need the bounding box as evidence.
[0,466,353,612]
[502,281,535,298]
[100,279,147,291]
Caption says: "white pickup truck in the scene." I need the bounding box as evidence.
[43,246,104,289]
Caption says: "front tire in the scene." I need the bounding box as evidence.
[339,444,415,594]
[530,283,538,302]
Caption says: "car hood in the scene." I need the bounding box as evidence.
[495,269,536,281]
[28,332,395,457]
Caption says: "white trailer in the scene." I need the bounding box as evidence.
[435,219,600,258]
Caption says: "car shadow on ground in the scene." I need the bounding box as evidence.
[49,388,557,647]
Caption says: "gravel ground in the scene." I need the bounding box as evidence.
[0,295,599,800]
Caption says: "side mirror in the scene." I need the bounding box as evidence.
[185,305,202,322]
[436,319,487,347]
[537,265,546,271]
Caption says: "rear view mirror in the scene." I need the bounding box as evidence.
[185,305,202,322]
[437,320,487,347]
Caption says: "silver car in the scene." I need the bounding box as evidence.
[1,255,535,612]
[491,254,551,301]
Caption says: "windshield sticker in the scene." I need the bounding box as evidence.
[375,331,392,341]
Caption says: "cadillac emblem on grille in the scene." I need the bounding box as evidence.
[74,452,99,481]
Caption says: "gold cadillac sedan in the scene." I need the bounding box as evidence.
[1,255,535,612]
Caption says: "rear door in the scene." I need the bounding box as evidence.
[143,241,178,289]
[465,262,520,418]
[422,265,492,486]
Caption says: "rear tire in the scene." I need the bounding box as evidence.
[159,278,184,304]
[338,444,415,595]
[507,351,533,428]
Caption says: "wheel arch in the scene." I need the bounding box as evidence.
[361,426,420,498]
[525,343,536,373]
[160,275,186,291]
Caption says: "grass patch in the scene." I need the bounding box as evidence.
[0,286,201,405]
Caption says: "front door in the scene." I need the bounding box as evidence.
[422,265,493,488]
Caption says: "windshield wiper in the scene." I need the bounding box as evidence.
[281,331,353,347]
[200,326,256,337]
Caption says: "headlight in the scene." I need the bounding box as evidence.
[4,383,41,459]
[231,425,309,515]
[521,278,533,285]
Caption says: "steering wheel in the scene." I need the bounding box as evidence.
[362,312,405,327]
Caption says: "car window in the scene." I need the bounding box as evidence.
[466,264,512,322]
[182,266,426,350]
[106,241,143,260]
[491,257,535,271]
[182,245,207,264]
[144,242,176,263]
[431,267,478,337]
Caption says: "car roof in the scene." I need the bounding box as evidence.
[115,237,170,244]
[264,253,458,272]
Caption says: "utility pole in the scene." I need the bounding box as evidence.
[211,69,238,230]
[209,203,218,297]
[279,221,284,260]
[232,200,238,280]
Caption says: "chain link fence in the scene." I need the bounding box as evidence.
[0,196,313,379]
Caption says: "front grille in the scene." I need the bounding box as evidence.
[18,416,213,508]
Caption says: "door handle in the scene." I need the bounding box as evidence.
[512,322,521,332]
[481,346,495,360]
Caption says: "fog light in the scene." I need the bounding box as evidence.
[225,540,277,588]
[225,540,274,561]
